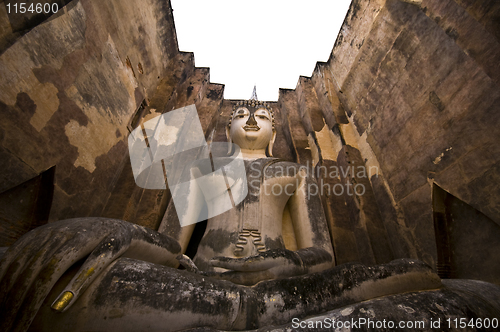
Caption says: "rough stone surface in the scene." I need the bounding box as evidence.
[253,279,500,332]
[0,0,499,330]
[322,0,500,273]
[0,0,179,229]
[31,258,446,331]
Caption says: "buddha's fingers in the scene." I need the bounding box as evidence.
[0,236,63,331]
[127,224,182,266]
[0,219,83,286]
[19,233,118,332]
[0,219,117,294]
[0,228,75,311]
[51,231,133,313]
[0,228,59,300]
[51,224,182,313]
[0,228,107,332]
[0,218,113,284]
[0,218,130,331]
[0,218,181,331]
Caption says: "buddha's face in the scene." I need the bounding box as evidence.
[229,106,274,150]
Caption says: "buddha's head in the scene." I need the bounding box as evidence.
[227,100,276,156]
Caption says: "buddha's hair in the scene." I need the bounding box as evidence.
[228,100,275,129]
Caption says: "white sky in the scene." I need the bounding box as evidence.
[171,0,352,101]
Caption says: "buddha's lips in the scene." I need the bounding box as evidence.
[243,125,260,131]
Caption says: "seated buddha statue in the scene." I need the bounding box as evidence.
[0,100,469,331]
[166,99,335,282]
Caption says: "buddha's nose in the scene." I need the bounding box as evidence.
[246,113,257,126]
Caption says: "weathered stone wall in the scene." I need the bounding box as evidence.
[290,0,500,272]
[257,0,500,276]
[0,0,181,243]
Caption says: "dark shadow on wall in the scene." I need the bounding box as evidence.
[184,219,207,260]
[0,166,55,246]
[433,183,500,285]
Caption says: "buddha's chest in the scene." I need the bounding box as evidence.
[198,159,302,262]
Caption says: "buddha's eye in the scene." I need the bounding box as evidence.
[257,115,269,120]
[234,107,249,119]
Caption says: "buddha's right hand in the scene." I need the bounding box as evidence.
[0,217,181,332]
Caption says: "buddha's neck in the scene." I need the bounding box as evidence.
[240,148,267,160]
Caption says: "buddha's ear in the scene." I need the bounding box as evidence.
[226,126,233,154]
[267,129,277,157]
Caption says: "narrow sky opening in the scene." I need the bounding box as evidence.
[171,0,352,101]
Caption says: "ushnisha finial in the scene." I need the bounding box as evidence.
[250,85,258,101]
